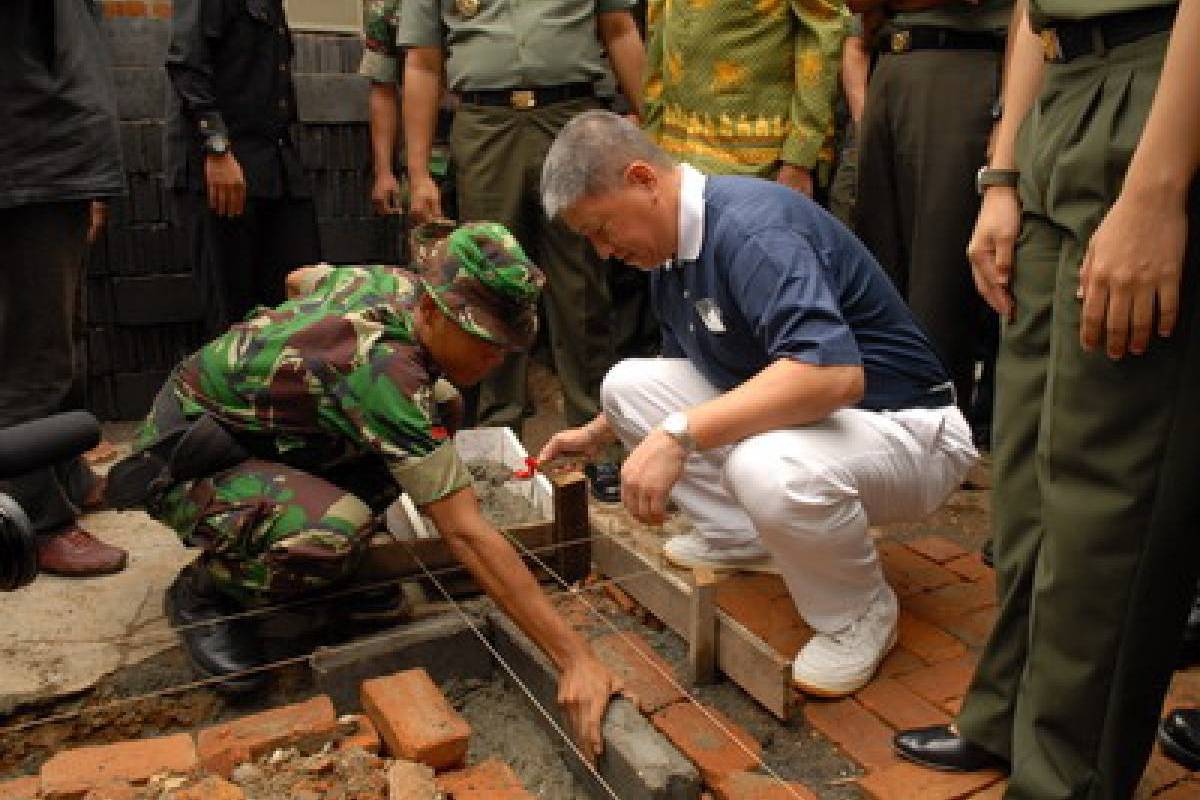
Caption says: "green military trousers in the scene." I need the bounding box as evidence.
[450,97,617,428]
[955,33,1200,799]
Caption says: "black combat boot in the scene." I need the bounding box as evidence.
[164,563,269,694]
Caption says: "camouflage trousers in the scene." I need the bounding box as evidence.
[150,457,382,606]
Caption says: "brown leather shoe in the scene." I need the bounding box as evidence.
[37,525,128,577]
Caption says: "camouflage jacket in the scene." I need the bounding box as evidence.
[168,265,470,506]
[361,0,403,83]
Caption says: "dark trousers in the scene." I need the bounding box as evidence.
[854,48,1000,415]
[0,201,99,532]
[177,191,321,337]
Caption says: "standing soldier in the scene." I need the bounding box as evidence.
[166,0,322,337]
[894,1,1200,795]
[397,0,645,436]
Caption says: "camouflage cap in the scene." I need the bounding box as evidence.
[418,221,545,352]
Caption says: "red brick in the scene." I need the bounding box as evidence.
[897,612,969,664]
[965,782,1006,799]
[435,759,534,799]
[903,583,997,629]
[40,734,197,799]
[855,678,950,730]
[337,714,381,755]
[895,655,978,706]
[362,668,470,770]
[710,771,818,800]
[941,607,998,649]
[196,696,338,777]
[387,761,436,800]
[1155,784,1200,799]
[904,537,969,565]
[168,776,245,800]
[650,702,762,784]
[804,698,897,771]
[83,784,136,800]
[601,581,639,614]
[878,647,925,678]
[879,542,959,596]
[1140,752,1190,796]
[944,554,992,584]
[592,632,686,714]
[939,696,965,716]
[858,762,1002,800]
[0,776,39,800]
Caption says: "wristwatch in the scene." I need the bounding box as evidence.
[976,166,1020,196]
[659,411,697,453]
[203,133,231,157]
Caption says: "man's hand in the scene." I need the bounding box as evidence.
[371,170,403,215]
[557,653,621,763]
[205,152,247,217]
[1078,187,1186,358]
[538,425,601,464]
[620,428,687,525]
[966,186,1022,320]
[776,164,814,197]
[408,174,443,224]
[86,201,108,245]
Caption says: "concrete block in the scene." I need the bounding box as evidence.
[310,610,492,713]
[294,74,370,124]
[487,611,701,800]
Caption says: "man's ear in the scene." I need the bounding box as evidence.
[624,161,659,192]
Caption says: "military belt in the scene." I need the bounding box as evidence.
[1039,5,1176,64]
[886,26,1004,55]
[458,82,595,110]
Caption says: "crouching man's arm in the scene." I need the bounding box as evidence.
[421,487,620,761]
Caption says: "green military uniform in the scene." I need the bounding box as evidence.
[854,0,1011,414]
[398,0,632,429]
[127,223,543,605]
[953,4,1200,797]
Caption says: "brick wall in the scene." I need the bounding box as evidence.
[87,1,400,420]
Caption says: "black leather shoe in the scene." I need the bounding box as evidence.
[894,725,1008,773]
[1159,708,1200,770]
[165,565,269,695]
[584,462,621,503]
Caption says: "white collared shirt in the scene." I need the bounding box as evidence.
[672,163,706,267]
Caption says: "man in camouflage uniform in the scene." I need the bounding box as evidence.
[108,222,619,759]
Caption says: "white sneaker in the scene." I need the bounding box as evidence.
[662,534,779,574]
[792,587,899,698]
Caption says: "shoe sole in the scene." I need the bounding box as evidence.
[662,547,781,575]
[792,626,899,699]
[892,744,1007,774]
[1158,720,1200,771]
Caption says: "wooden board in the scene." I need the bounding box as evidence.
[592,530,798,720]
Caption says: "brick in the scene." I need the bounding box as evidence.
[650,702,762,785]
[880,542,959,596]
[1155,783,1200,799]
[855,678,950,731]
[896,655,978,706]
[361,668,470,770]
[939,696,964,716]
[878,647,925,678]
[600,581,638,614]
[0,776,39,800]
[337,714,381,755]
[82,784,136,800]
[944,554,992,583]
[965,783,1006,799]
[897,612,969,664]
[858,762,1002,800]
[592,632,686,714]
[196,696,338,777]
[940,607,998,649]
[167,776,245,800]
[1140,752,1190,795]
[435,759,534,799]
[904,537,970,565]
[710,771,818,800]
[40,734,197,799]
[386,761,436,800]
[904,583,997,629]
[804,698,897,771]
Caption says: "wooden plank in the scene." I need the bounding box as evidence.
[361,521,557,581]
[688,568,718,685]
[592,533,796,719]
[551,471,590,583]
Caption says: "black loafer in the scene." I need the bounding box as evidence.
[894,725,1008,773]
[1159,708,1200,770]
[584,462,621,503]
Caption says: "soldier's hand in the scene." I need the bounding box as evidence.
[1077,186,1186,359]
[372,170,403,215]
[557,652,620,764]
[776,164,814,197]
[967,186,1022,320]
[205,153,247,217]
[408,174,443,224]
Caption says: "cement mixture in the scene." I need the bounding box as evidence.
[467,459,545,527]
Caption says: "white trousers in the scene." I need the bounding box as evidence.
[602,358,978,632]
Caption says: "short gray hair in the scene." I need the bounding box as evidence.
[541,110,676,220]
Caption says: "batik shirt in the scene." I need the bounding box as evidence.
[361,0,403,83]
[170,266,471,506]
